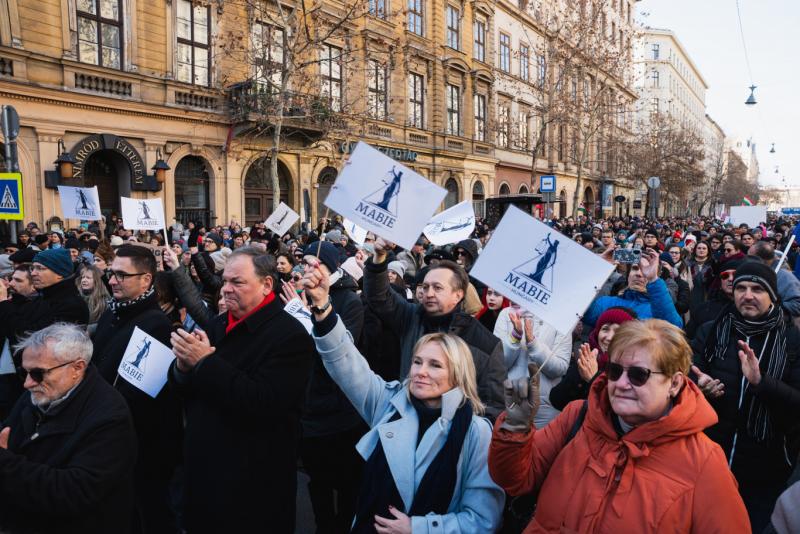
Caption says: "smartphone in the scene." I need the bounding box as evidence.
[613,248,642,265]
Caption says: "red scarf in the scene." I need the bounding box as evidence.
[225,292,275,334]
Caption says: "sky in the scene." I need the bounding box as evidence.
[637,0,799,189]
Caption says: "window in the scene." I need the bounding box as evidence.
[571,78,578,101]
[175,156,210,227]
[444,178,459,209]
[177,0,211,85]
[408,73,424,128]
[650,97,659,114]
[499,34,510,72]
[474,93,486,141]
[499,183,510,196]
[519,44,530,81]
[446,84,460,135]
[651,69,659,88]
[77,0,122,69]
[446,5,460,49]
[251,22,284,90]
[558,124,565,162]
[473,19,486,62]
[497,106,509,147]
[651,43,660,60]
[369,0,387,18]
[320,44,342,112]
[472,181,485,218]
[537,54,546,86]
[408,0,424,35]
[367,60,388,119]
[516,110,528,149]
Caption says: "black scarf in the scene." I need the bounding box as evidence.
[704,303,789,441]
[107,287,156,319]
[351,399,473,533]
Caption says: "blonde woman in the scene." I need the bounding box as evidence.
[303,260,504,533]
[77,265,109,333]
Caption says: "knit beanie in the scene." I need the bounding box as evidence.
[210,247,232,272]
[387,261,406,278]
[9,248,36,264]
[594,308,636,334]
[33,248,74,277]
[64,237,82,251]
[325,230,342,243]
[205,232,223,248]
[659,251,675,266]
[734,260,779,302]
[303,241,340,274]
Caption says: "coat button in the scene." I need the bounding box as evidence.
[386,432,394,438]
[432,520,439,527]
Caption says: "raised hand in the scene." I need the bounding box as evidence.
[302,257,331,310]
[162,246,180,270]
[738,340,762,386]
[691,365,725,398]
[500,363,541,433]
[576,343,599,383]
[639,249,659,282]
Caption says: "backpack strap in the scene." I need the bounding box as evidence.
[565,400,589,445]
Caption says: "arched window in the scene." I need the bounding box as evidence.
[472,180,485,218]
[519,183,529,194]
[316,166,338,219]
[499,183,510,196]
[444,177,459,209]
[175,156,211,227]
[244,157,292,226]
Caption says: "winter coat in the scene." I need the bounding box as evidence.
[363,259,506,420]
[302,270,365,437]
[396,249,424,277]
[685,291,732,340]
[169,264,217,330]
[494,307,571,428]
[0,366,137,534]
[167,296,313,534]
[691,314,800,486]
[313,317,505,532]
[583,278,683,328]
[91,292,183,487]
[191,251,221,310]
[773,259,800,317]
[359,293,403,382]
[489,376,750,533]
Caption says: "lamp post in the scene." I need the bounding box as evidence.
[54,139,77,180]
[151,148,170,183]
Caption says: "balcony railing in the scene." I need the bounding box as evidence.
[226,81,343,130]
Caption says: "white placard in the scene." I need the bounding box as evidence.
[265,202,300,236]
[323,142,446,250]
[423,200,476,246]
[120,197,166,231]
[57,186,102,220]
[470,206,614,335]
[343,218,368,245]
[730,205,767,228]
[117,327,175,398]
[284,298,312,333]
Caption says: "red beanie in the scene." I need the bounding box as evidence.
[594,308,636,333]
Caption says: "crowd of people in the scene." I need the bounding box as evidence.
[0,210,798,533]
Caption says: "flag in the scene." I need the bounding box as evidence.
[120,197,166,231]
[323,142,446,250]
[57,186,102,220]
[742,196,754,206]
[264,202,299,237]
[469,206,615,335]
[423,201,476,246]
[343,218,368,245]
[117,327,175,398]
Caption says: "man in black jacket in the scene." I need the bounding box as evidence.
[692,260,800,531]
[300,241,365,533]
[168,247,312,534]
[0,323,136,534]
[364,239,505,419]
[91,245,181,534]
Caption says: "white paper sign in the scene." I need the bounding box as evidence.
[423,201,476,246]
[284,298,312,333]
[57,186,102,220]
[265,202,300,236]
[120,197,166,231]
[730,205,767,228]
[343,218,368,245]
[323,142,446,250]
[117,327,175,398]
[470,206,614,335]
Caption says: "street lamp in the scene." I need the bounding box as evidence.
[54,139,77,180]
[151,148,170,183]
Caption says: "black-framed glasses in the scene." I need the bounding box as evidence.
[607,362,665,387]
[109,270,147,282]
[17,360,76,383]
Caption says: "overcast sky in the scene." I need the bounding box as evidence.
[637,0,798,189]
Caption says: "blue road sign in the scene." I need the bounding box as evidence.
[540,175,556,193]
[0,173,23,220]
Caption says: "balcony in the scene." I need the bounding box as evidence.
[226,81,344,137]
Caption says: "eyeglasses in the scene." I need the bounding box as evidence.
[456,250,469,257]
[17,360,76,383]
[607,362,664,387]
[109,270,147,282]
[720,270,736,281]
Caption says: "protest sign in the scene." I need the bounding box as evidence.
[470,205,614,335]
[265,202,300,236]
[121,197,166,232]
[116,327,175,398]
[343,218,368,245]
[57,186,102,220]
[730,205,767,228]
[423,200,476,246]
[323,142,446,250]
[284,298,312,333]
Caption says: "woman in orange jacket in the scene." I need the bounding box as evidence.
[489,319,750,533]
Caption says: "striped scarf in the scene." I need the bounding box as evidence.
[705,303,788,441]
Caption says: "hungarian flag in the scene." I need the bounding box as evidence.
[742,196,754,206]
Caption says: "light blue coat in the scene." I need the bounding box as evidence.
[314,317,505,533]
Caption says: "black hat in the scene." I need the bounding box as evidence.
[64,238,81,251]
[303,241,340,274]
[9,248,36,264]
[644,228,659,239]
[734,260,779,302]
[205,232,223,248]
[424,247,453,265]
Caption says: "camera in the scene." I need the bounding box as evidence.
[613,248,642,265]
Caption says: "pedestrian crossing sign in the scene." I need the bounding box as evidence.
[0,173,23,220]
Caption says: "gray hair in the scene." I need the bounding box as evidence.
[14,323,93,364]
[227,246,278,287]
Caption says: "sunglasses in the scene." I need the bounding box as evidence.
[607,362,665,387]
[724,247,735,253]
[720,270,736,281]
[17,360,75,383]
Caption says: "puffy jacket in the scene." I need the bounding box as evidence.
[583,278,683,328]
[489,376,750,533]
